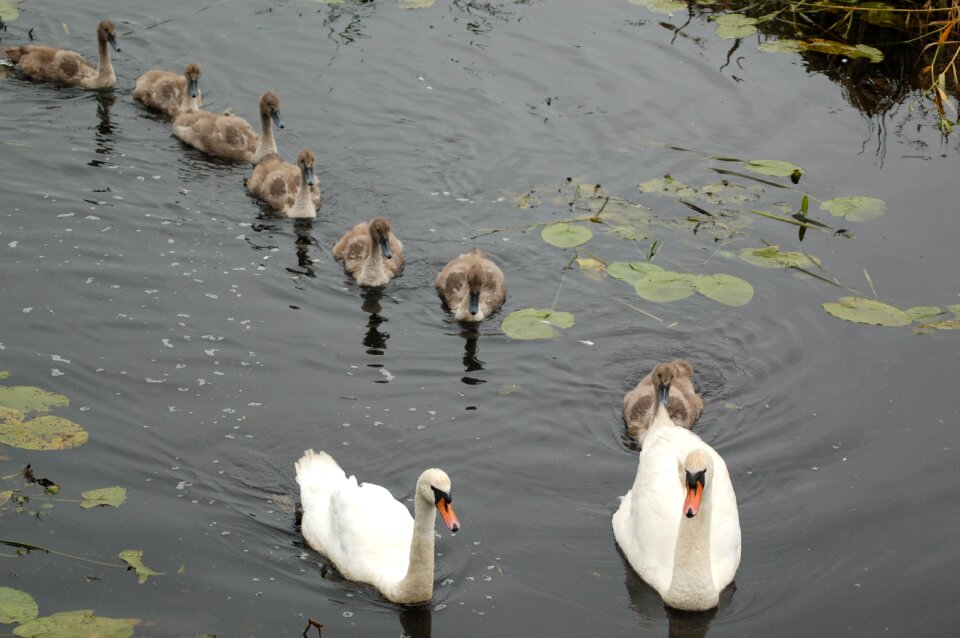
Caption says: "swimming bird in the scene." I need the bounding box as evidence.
[246,148,321,218]
[613,363,741,612]
[172,91,283,163]
[435,249,506,322]
[295,450,460,605]
[333,217,404,287]
[133,63,202,118]
[623,359,703,446]
[3,20,119,90]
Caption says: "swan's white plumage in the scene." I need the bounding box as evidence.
[613,409,740,607]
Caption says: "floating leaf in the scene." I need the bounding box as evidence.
[119,550,164,584]
[0,413,89,450]
[576,258,606,280]
[0,386,69,414]
[905,306,942,322]
[0,490,11,507]
[692,273,755,307]
[759,38,883,62]
[80,487,126,509]
[921,319,960,330]
[627,0,685,13]
[502,308,575,340]
[948,305,960,316]
[738,245,820,269]
[607,261,664,285]
[0,0,19,21]
[744,160,805,178]
[715,14,757,39]
[398,0,434,7]
[820,197,886,222]
[638,176,699,199]
[0,587,38,625]
[0,372,9,380]
[541,223,593,248]
[634,271,697,303]
[13,610,139,638]
[822,297,911,327]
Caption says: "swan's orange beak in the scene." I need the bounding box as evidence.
[436,498,460,533]
[683,482,703,518]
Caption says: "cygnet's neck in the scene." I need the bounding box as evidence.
[252,110,277,164]
[389,492,436,604]
[181,89,202,114]
[94,36,115,88]
[664,483,718,611]
[288,169,316,219]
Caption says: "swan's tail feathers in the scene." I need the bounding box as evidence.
[295,449,346,511]
[3,47,26,64]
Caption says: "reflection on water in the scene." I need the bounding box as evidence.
[399,605,432,638]
[360,287,389,355]
[287,220,320,279]
[89,91,117,167]
[459,327,485,385]
[620,549,732,638]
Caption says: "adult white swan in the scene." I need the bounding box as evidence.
[295,450,460,604]
[613,363,741,611]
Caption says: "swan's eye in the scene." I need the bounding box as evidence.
[431,486,452,507]
[685,469,706,490]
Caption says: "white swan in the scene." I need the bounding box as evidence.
[613,363,741,611]
[295,450,460,605]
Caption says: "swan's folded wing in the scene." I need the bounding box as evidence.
[707,455,741,592]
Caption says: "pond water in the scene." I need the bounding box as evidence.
[1,1,958,636]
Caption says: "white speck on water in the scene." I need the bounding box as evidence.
[51,354,71,364]
[22,307,32,313]
[161,339,174,348]
[145,378,165,383]
[579,340,594,346]
[51,369,64,377]
[811,467,818,471]
[342,423,351,428]
[379,368,395,381]
[85,215,100,221]
[204,349,218,356]
[342,612,353,618]
[8,241,17,248]
[176,481,192,490]
[433,605,445,612]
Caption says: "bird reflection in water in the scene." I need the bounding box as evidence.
[399,605,431,638]
[360,287,389,356]
[89,91,117,167]
[286,220,319,278]
[620,547,731,638]
[460,327,485,385]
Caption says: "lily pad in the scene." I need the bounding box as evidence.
[638,176,699,199]
[0,0,19,22]
[0,372,9,380]
[607,261,664,285]
[80,487,126,509]
[119,550,164,584]
[0,490,11,507]
[692,273,755,307]
[541,223,593,248]
[634,271,697,303]
[922,319,960,330]
[13,610,139,638]
[715,14,757,39]
[905,306,942,322]
[745,160,805,178]
[738,245,819,269]
[0,386,69,414]
[398,0,435,8]
[948,304,960,316]
[759,38,883,62]
[0,587,38,625]
[502,308,575,340]
[822,297,911,327]
[820,196,886,222]
[0,413,89,450]
[627,0,685,13]
[576,258,606,280]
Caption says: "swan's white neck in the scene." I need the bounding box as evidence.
[664,481,718,611]
[252,110,277,164]
[92,37,115,89]
[288,169,316,219]
[386,493,436,604]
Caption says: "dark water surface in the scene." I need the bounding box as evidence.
[1,1,958,636]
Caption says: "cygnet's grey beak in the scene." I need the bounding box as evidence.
[657,382,671,407]
[303,166,315,187]
[378,235,393,260]
[468,290,480,316]
[271,110,285,129]
[188,78,199,98]
[108,34,120,53]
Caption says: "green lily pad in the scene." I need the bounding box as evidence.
[0,386,69,414]
[634,271,697,303]
[0,372,9,380]
[0,413,89,450]
[81,487,126,509]
[905,306,942,322]
[607,261,664,285]
[398,0,435,7]
[541,223,593,248]
[948,304,960,316]
[638,176,699,199]
[0,587,38,625]
[692,273,755,307]
[920,319,960,331]
[0,0,19,21]
[502,308,575,340]
[820,196,886,222]
[119,550,164,584]
[627,0,685,13]
[745,160,805,178]
[715,14,757,39]
[822,297,911,327]
[758,38,883,62]
[13,610,139,638]
[0,490,11,507]
[739,245,819,269]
